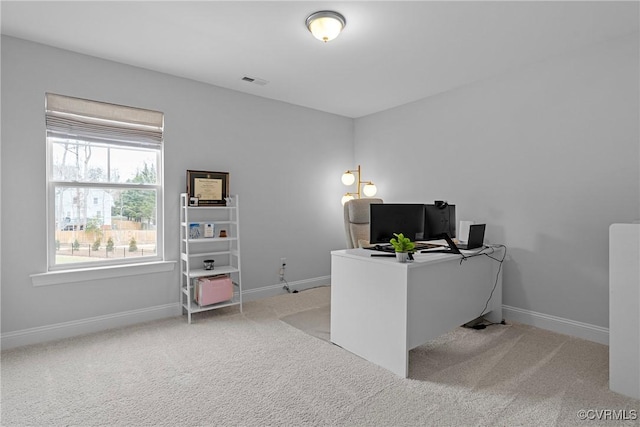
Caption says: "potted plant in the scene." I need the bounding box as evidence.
[390,233,415,263]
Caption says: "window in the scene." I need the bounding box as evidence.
[45,93,164,270]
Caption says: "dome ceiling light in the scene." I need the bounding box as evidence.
[305,10,346,43]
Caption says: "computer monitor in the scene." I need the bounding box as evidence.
[369,204,425,244]
[424,202,456,240]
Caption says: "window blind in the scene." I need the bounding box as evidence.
[45,93,164,146]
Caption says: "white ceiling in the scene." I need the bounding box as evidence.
[2,1,638,118]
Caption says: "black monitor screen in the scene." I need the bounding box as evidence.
[424,203,456,239]
[370,204,425,244]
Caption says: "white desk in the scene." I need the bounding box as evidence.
[330,247,503,378]
[609,224,640,399]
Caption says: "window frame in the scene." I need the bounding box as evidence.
[44,96,165,273]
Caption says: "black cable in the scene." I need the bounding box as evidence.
[282,278,292,293]
[480,317,505,326]
[457,243,499,264]
[478,244,507,318]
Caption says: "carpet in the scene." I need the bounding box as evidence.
[2,285,639,427]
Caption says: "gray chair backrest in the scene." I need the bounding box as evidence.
[343,198,383,249]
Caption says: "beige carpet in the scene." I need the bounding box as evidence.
[2,286,639,426]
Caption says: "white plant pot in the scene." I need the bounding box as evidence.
[396,252,409,263]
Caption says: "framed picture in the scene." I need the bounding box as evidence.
[186,170,229,206]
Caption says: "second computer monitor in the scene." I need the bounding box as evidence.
[369,204,425,244]
[424,203,456,239]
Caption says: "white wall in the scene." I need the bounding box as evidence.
[1,36,352,339]
[354,34,639,330]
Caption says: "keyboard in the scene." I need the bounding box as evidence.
[365,242,441,253]
[413,242,442,250]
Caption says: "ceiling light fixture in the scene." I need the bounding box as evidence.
[305,10,346,43]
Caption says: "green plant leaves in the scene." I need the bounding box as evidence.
[390,233,415,252]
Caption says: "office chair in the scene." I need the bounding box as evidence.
[343,198,383,249]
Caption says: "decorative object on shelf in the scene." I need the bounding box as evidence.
[189,223,201,239]
[305,10,346,43]
[194,276,233,306]
[204,223,214,238]
[203,259,215,270]
[341,164,378,205]
[187,170,229,206]
[189,197,199,207]
[219,229,227,238]
[390,233,415,263]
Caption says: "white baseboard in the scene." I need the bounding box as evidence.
[1,276,331,351]
[2,288,608,352]
[1,303,181,351]
[502,305,609,345]
[242,276,331,302]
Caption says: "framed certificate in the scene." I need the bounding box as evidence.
[186,170,229,206]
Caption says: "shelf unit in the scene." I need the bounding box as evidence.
[180,193,242,323]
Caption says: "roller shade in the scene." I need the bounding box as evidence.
[45,93,164,146]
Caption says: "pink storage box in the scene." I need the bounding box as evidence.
[195,276,233,306]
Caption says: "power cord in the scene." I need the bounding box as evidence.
[465,317,507,330]
[458,244,507,329]
[280,263,298,293]
[478,244,507,318]
[282,278,297,293]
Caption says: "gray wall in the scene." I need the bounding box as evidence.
[3,31,638,342]
[1,36,352,334]
[354,34,639,329]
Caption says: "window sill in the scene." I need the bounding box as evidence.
[30,260,176,287]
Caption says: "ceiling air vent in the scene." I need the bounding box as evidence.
[241,76,268,86]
